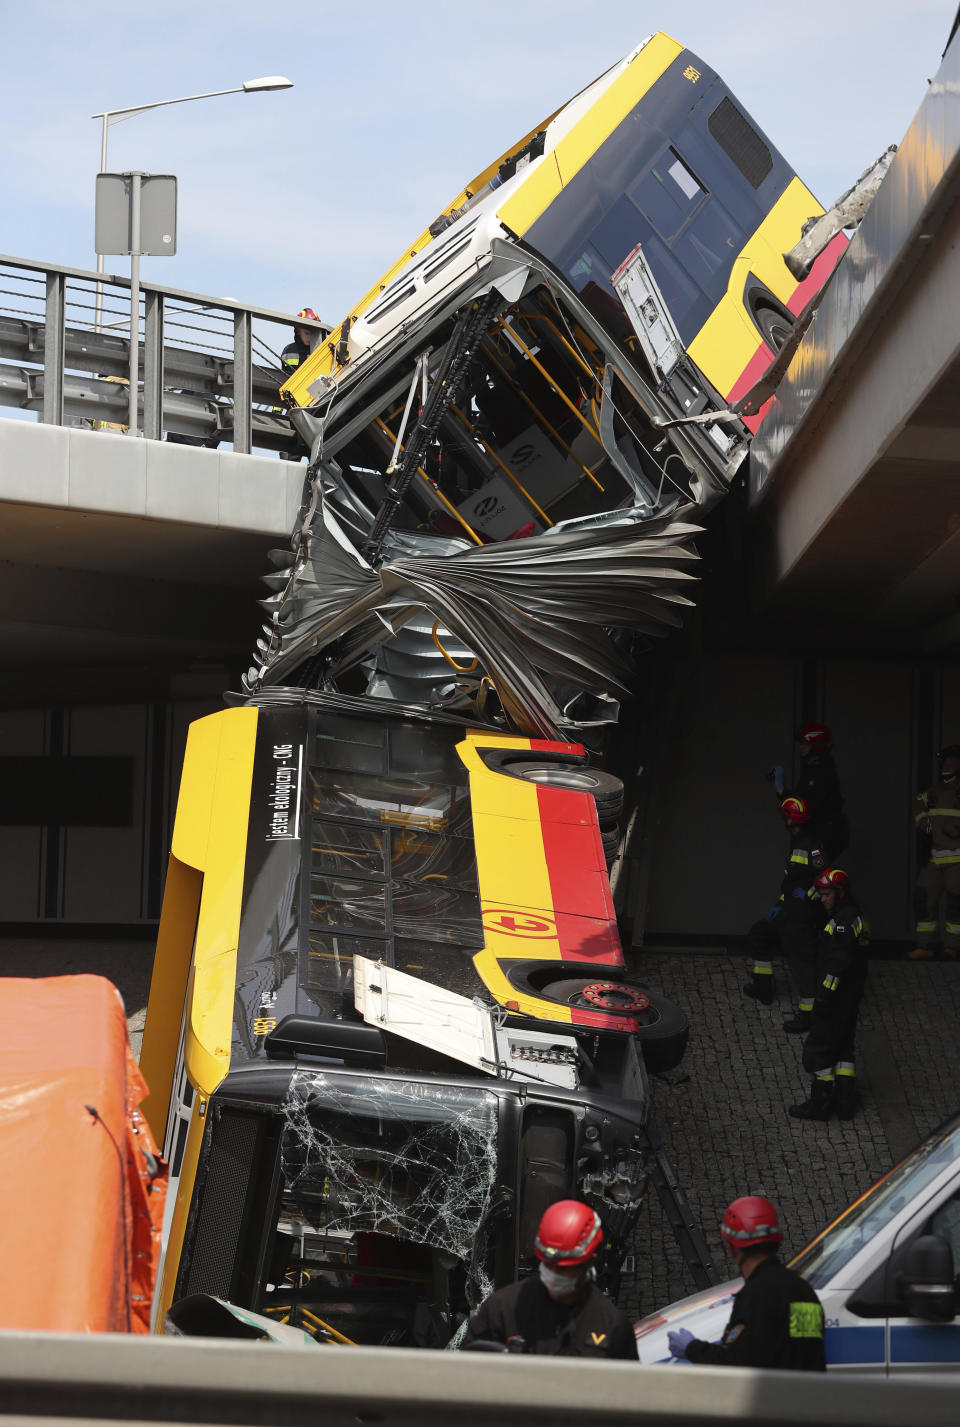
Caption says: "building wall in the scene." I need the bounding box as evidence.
[0,699,218,925]
[643,654,955,944]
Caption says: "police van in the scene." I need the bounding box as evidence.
[634,1111,960,1373]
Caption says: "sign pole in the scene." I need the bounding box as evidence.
[127,172,142,435]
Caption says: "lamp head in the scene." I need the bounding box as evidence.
[242,76,293,93]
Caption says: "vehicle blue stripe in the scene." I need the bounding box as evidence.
[890,1324,960,1363]
[825,1326,885,1365]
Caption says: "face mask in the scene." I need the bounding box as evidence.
[538,1261,582,1298]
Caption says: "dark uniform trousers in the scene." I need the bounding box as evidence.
[685,1256,826,1370]
[747,830,826,1007]
[462,1274,636,1359]
[801,894,868,1115]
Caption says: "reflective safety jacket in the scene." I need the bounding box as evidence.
[915,778,960,865]
[280,336,311,377]
[463,1273,636,1359]
[685,1256,826,1370]
[780,828,827,903]
[816,894,869,1001]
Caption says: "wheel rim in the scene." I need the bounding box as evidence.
[577,982,650,1013]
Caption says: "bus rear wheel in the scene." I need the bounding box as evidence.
[539,977,688,1074]
[755,304,794,353]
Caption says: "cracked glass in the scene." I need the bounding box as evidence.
[277,1069,501,1330]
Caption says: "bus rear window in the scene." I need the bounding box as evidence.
[708,97,773,189]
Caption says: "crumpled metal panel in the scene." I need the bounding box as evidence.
[250,494,701,738]
[750,30,960,497]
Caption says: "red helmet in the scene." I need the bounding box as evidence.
[534,1200,603,1267]
[780,795,809,824]
[939,744,960,764]
[814,867,850,894]
[797,722,831,753]
[297,308,319,321]
[721,1196,782,1250]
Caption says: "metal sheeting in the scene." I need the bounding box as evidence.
[749,28,960,496]
[249,498,701,738]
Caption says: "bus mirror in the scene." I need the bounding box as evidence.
[264,1015,387,1068]
[896,1235,957,1322]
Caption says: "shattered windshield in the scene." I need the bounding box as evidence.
[279,1071,499,1304]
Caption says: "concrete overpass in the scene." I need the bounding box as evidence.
[0,417,304,706]
[748,23,960,655]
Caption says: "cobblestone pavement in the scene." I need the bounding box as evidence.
[618,948,960,1322]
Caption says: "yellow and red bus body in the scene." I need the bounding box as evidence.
[284,32,845,463]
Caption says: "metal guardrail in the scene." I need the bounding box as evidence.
[0,254,328,454]
[1,1332,959,1427]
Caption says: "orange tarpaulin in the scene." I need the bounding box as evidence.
[0,975,167,1333]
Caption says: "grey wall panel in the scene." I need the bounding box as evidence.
[645,654,798,937]
[62,706,146,922]
[821,661,914,941]
[0,710,44,920]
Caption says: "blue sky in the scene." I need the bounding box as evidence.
[1,0,953,331]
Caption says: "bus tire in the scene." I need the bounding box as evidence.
[503,761,624,821]
[755,304,794,353]
[601,826,621,865]
[538,978,688,1074]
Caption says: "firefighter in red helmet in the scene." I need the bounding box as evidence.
[744,796,826,1016]
[786,723,848,860]
[668,1197,825,1370]
[281,308,320,377]
[279,307,321,460]
[462,1199,635,1357]
[790,868,869,1121]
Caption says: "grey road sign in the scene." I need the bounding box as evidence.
[95,173,177,257]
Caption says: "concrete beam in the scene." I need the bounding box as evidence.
[753,196,960,607]
[0,418,304,536]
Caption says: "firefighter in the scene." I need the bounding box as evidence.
[668,1197,825,1370]
[785,723,848,860]
[910,744,960,960]
[790,868,869,1121]
[744,796,826,1011]
[278,308,319,461]
[461,1200,636,1358]
[280,307,319,378]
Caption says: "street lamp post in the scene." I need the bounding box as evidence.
[90,76,293,392]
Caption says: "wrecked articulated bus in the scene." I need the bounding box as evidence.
[140,696,713,1346]
[139,32,850,1347]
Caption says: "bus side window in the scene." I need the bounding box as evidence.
[628,152,705,242]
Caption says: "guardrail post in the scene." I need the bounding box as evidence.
[143,290,165,441]
[233,309,252,454]
[42,270,66,426]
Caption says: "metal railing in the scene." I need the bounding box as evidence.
[0,254,327,455]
